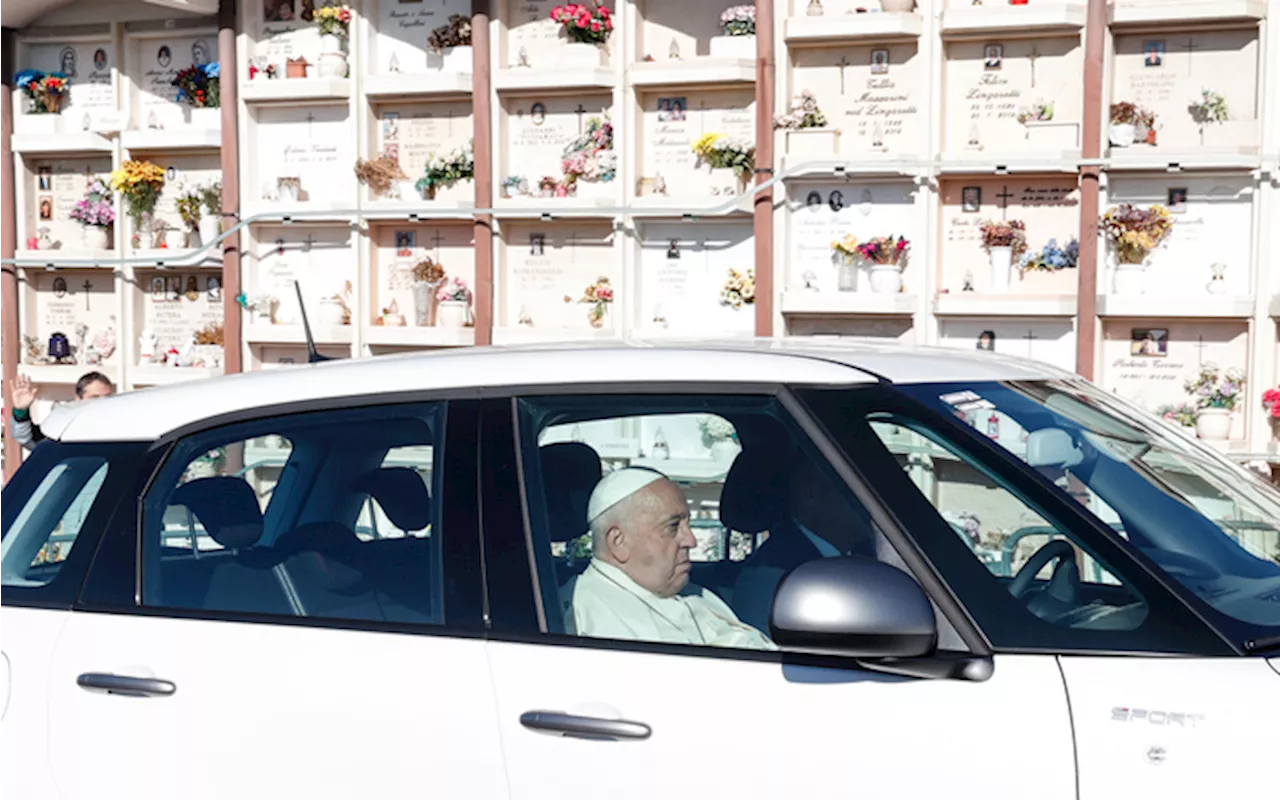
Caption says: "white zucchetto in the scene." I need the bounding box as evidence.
[586,467,667,525]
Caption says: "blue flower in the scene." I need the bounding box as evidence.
[14,69,42,89]
[201,61,220,78]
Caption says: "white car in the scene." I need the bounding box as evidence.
[3,341,1278,800]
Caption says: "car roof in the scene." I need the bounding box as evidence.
[42,338,1069,443]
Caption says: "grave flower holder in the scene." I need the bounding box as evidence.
[278,177,302,203]
[710,35,755,60]
[427,14,474,72]
[786,128,840,158]
[286,57,309,79]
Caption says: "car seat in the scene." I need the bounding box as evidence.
[538,442,603,634]
[718,449,794,632]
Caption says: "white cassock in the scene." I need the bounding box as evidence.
[565,559,776,651]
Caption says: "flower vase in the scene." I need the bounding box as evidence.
[1194,408,1232,441]
[1269,416,1280,443]
[189,107,220,129]
[880,0,916,11]
[988,246,1013,293]
[587,304,611,330]
[413,281,442,326]
[278,181,301,203]
[16,113,60,136]
[318,34,349,78]
[438,300,468,329]
[83,225,110,250]
[836,255,858,292]
[709,35,756,59]
[707,168,740,197]
[427,45,473,72]
[198,216,221,249]
[1109,123,1136,148]
[559,42,607,68]
[869,264,903,294]
[1113,261,1146,295]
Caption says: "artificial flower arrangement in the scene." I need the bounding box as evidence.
[551,4,613,45]
[174,182,204,230]
[502,175,528,197]
[720,5,756,36]
[109,159,166,229]
[1017,101,1054,125]
[413,257,447,285]
[314,3,354,37]
[248,61,279,80]
[172,62,220,107]
[1155,402,1199,429]
[1019,237,1079,271]
[719,267,755,310]
[1109,101,1145,126]
[1189,89,1229,125]
[562,116,616,189]
[1100,203,1173,265]
[1185,363,1245,411]
[831,234,859,260]
[856,236,910,267]
[354,155,408,197]
[774,91,827,129]
[416,142,475,199]
[539,175,561,195]
[979,219,1028,259]
[428,14,473,51]
[692,132,755,183]
[14,69,69,113]
[437,276,471,304]
[572,276,614,328]
[68,178,115,230]
[699,415,739,446]
[1262,387,1280,424]
[200,178,222,218]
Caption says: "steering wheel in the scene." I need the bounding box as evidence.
[1009,539,1077,599]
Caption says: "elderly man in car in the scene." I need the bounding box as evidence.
[566,467,776,650]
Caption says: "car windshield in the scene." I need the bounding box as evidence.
[895,379,1280,642]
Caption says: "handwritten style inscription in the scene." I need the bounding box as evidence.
[844,77,918,144]
[966,73,1021,122]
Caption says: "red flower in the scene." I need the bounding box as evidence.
[590,21,600,31]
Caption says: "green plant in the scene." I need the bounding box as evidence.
[1189,89,1229,125]
[428,14,472,51]
[415,143,475,198]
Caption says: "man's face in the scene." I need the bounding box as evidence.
[608,479,696,598]
[79,380,114,401]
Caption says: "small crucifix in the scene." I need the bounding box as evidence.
[1023,329,1037,356]
[1179,37,1200,75]
[304,111,316,138]
[837,55,851,96]
[81,279,93,310]
[302,233,317,252]
[1194,334,1208,365]
[996,185,1014,220]
[574,103,587,135]
[1027,47,1040,89]
[430,229,446,260]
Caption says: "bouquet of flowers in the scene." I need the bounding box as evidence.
[502,175,527,196]
[436,276,471,303]
[979,219,1028,258]
[719,267,755,310]
[1189,89,1229,125]
[200,178,222,217]
[575,276,613,327]
[69,178,115,229]
[14,69,69,113]
[417,142,475,198]
[354,155,407,196]
[550,4,613,45]
[831,234,859,259]
[1156,402,1199,428]
[562,116,616,186]
[174,182,203,229]
[699,415,738,447]
[857,236,910,266]
[413,258,446,285]
[774,91,827,130]
[109,159,166,224]
[314,3,353,37]
[720,5,756,36]
[1016,101,1053,124]
[1109,101,1144,125]
[1101,203,1173,265]
[1263,387,1280,420]
[428,14,473,52]
[172,62,220,107]
[1185,363,1245,411]
[248,61,279,80]
[1019,237,1079,271]
[692,132,755,181]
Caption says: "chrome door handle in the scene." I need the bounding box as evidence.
[519,710,651,741]
[77,673,176,698]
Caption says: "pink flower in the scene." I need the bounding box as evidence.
[552,5,563,16]
[591,21,600,31]
[576,17,588,27]
[605,18,613,29]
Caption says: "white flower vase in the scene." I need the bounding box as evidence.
[189,107,220,129]
[1113,262,1146,295]
[710,439,741,463]
[318,34,349,78]
[709,35,756,59]
[707,168,741,197]
[438,300,468,329]
[198,216,221,248]
[1109,123,1136,148]
[836,255,857,292]
[279,182,301,203]
[559,42,606,68]
[786,128,841,158]
[431,45,473,72]
[880,0,916,11]
[413,282,441,326]
[315,298,347,327]
[868,264,903,294]
[988,246,1013,293]
[1194,408,1232,441]
[83,225,110,250]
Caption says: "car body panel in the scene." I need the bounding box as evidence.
[0,607,71,800]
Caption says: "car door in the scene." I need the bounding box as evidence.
[43,398,508,800]
[477,391,1078,800]
[1,440,148,800]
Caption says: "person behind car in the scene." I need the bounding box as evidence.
[566,467,776,650]
[8,371,116,452]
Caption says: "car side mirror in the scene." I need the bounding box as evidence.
[769,557,938,659]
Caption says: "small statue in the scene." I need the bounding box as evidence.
[139,328,158,365]
[94,317,117,360]
[654,172,667,196]
[36,227,54,250]
[806,0,824,16]
[962,269,975,292]
[147,110,161,130]
[23,334,45,364]
[669,38,680,60]
[652,304,667,328]
[517,304,533,326]
[388,53,400,73]
[517,46,530,67]
[74,323,90,364]
[802,270,819,291]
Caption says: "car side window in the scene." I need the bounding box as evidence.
[516,394,967,654]
[141,403,446,626]
[1,455,108,587]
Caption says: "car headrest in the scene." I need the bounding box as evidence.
[171,476,264,549]
[719,449,786,534]
[539,442,602,543]
[351,467,431,531]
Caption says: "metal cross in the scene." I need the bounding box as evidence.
[430,229,446,259]
[575,104,587,135]
[837,55,851,95]
[302,233,316,252]
[81,279,93,310]
[996,185,1014,220]
[447,109,454,137]
[305,112,316,138]
[1023,329,1037,356]
[1179,37,1200,75]
[1194,334,1208,365]
[1027,47,1040,88]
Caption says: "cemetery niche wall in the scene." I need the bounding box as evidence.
[24,158,114,252]
[369,0,473,76]
[135,268,226,370]
[634,220,755,336]
[500,222,616,332]
[371,223,476,330]
[638,89,754,200]
[21,270,120,371]
[251,105,355,207]
[372,100,476,204]
[501,95,615,201]
[245,225,357,331]
[16,40,119,134]
[128,32,220,132]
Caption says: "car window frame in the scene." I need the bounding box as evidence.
[70,393,488,639]
[479,380,993,668]
[793,384,1238,657]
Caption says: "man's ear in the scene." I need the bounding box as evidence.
[605,525,629,563]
